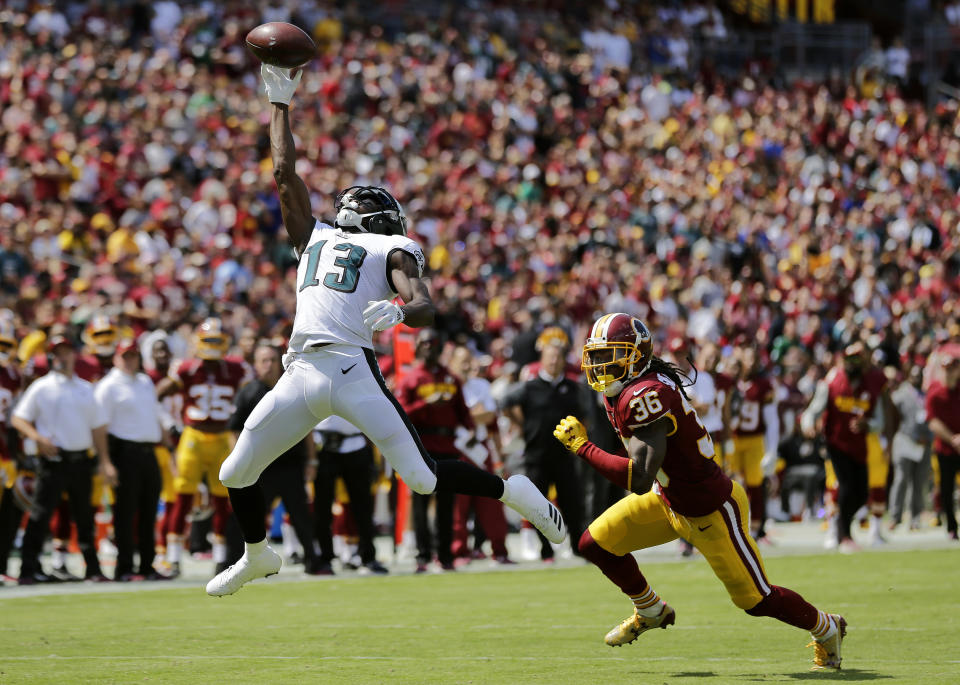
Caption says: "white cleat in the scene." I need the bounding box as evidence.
[500,475,566,544]
[205,545,282,596]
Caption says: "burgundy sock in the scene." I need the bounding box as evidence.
[578,529,648,596]
[170,493,193,535]
[746,585,820,631]
[211,495,231,537]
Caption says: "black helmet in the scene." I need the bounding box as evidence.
[334,186,408,236]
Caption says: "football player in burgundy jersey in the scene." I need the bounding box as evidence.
[553,313,845,670]
[730,345,779,540]
[156,319,249,575]
[802,342,897,552]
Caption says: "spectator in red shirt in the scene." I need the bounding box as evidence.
[395,329,475,572]
[926,343,960,541]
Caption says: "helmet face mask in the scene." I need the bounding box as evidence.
[83,315,118,357]
[582,313,653,396]
[334,186,408,236]
[195,319,230,360]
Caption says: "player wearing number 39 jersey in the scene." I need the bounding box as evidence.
[206,63,565,598]
[553,313,845,671]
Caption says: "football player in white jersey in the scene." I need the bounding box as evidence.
[206,65,566,595]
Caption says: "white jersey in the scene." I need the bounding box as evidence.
[289,220,426,352]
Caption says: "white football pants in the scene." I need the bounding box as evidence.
[219,345,438,494]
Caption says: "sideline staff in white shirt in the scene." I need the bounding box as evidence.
[11,326,117,584]
[94,339,167,580]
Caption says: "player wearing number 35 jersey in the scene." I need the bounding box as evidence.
[156,318,249,575]
[553,313,846,671]
[206,63,565,597]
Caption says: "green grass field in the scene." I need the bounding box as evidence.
[1,550,958,684]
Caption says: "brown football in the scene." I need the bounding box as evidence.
[246,22,316,69]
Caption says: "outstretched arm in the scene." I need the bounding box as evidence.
[262,65,312,253]
[271,104,313,253]
[554,414,669,495]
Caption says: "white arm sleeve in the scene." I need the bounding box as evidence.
[800,381,829,435]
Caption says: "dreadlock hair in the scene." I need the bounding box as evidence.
[646,355,697,400]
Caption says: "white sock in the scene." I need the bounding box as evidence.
[811,611,837,640]
[631,586,666,618]
[212,538,227,564]
[245,539,267,557]
[166,535,182,563]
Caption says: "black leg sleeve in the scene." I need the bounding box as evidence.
[227,483,266,544]
[433,458,504,499]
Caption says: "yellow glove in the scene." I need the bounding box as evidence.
[554,415,588,453]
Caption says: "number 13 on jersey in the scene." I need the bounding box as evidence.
[300,241,368,293]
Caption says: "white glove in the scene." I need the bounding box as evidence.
[281,350,296,370]
[261,64,303,105]
[363,300,405,332]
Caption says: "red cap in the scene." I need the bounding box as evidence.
[116,339,138,357]
[668,336,687,353]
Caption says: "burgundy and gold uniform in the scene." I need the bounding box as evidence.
[730,376,774,484]
[395,361,473,455]
[563,314,841,666]
[170,357,248,497]
[604,373,729,517]
[589,372,772,608]
[823,366,887,462]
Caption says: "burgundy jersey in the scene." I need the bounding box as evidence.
[605,371,732,517]
[925,381,960,456]
[0,364,21,460]
[824,366,887,462]
[170,358,248,432]
[395,361,473,455]
[731,376,774,437]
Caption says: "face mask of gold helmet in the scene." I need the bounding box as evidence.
[582,313,654,397]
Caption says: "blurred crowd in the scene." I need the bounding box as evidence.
[1,0,960,582]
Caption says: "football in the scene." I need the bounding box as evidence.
[245,22,316,69]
